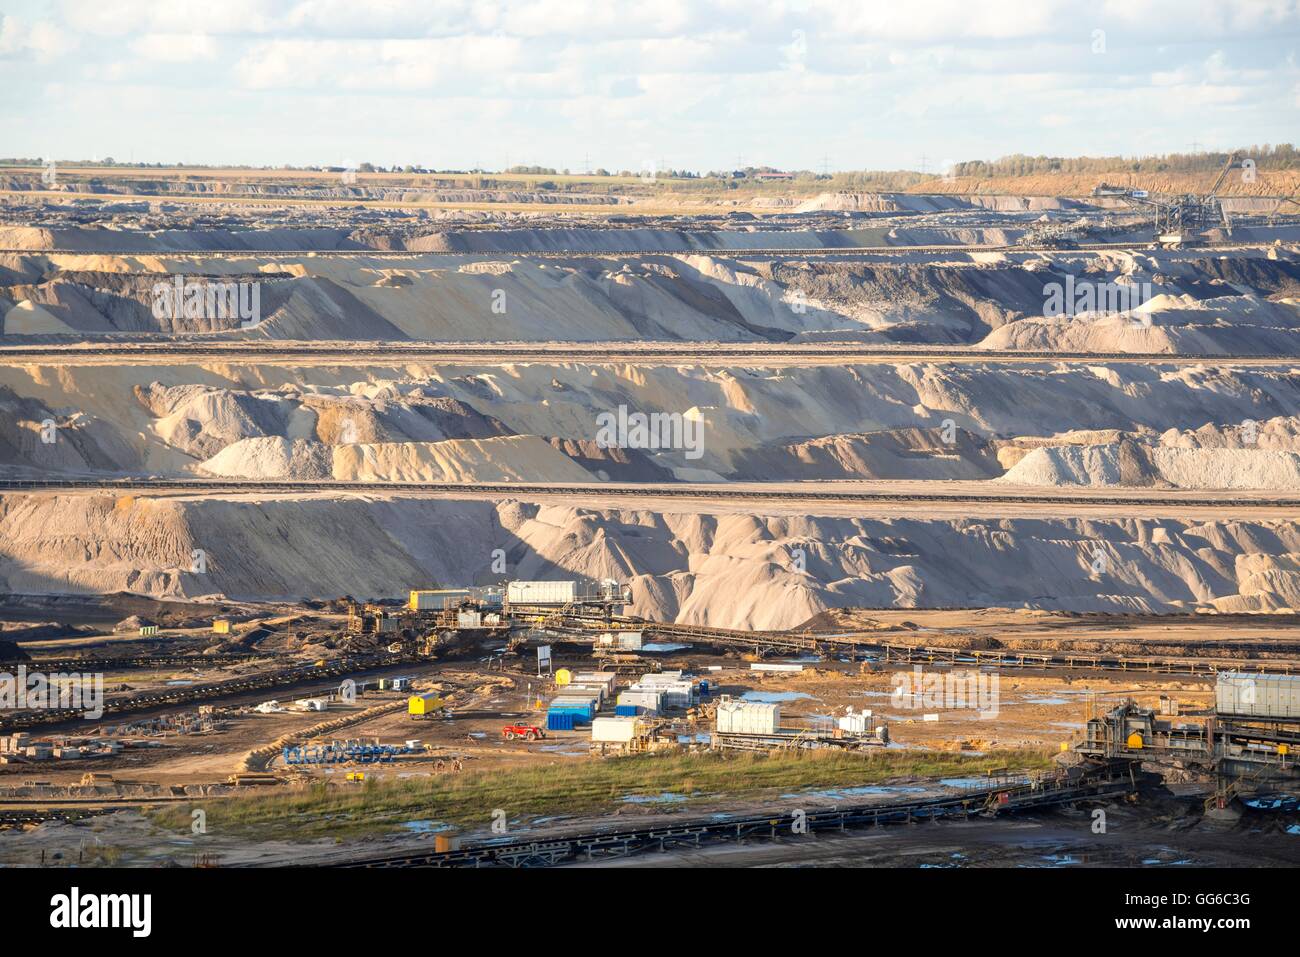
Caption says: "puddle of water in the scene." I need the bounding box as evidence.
[537,744,587,757]
[941,777,995,790]
[402,820,453,834]
[783,784,929,801]
[742,691,814,703]
[643,643,689,652]
[1244,797,1290,809]
[623,792,687,805]
[1024,697,1070,705]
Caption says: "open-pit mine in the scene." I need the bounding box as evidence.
[3,158,1300,880]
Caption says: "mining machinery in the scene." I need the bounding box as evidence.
[1092,151,1252,247]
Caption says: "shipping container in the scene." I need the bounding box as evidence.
[552,692,599,704]
[630,679,694,709]
[409,589,471,612]
[614,705,641,717]
[549,696,597,718]
[617,631,643,650]
[1216,672,1300,719]
[572,672,618,690]
[546,711,577,731]
[617,689,663,713]
[549,698,597,712]
[638,670,683,683]
[506,580,580,605]
[838,712,872,735]
[591,716,644,743]
[716,699,781,735]
[407,692,447,717]
[563,682,609,703]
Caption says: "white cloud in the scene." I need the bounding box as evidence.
[0,15,80,60]
[130,33,220,62]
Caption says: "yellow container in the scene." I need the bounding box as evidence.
[408,589,471,612]
[408,693,446,717]
[212,619,231,634]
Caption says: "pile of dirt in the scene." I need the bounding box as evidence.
[1001,443,1300,489]
[114,614,157,632]
[3,493,1298,627]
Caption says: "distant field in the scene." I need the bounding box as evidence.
[4,162,1298,211]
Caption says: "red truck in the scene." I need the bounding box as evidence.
[501,724,546,742]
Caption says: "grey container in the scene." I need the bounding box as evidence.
[1216,672,1300,719]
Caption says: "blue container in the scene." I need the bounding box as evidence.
[615,705,641,717]
[699,680,710,697]
[546,711,576,731]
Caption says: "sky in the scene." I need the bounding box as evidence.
[1,0,1298,173]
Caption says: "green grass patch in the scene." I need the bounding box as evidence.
[152,748,1052,842]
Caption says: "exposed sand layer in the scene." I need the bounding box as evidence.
[1003,445,1300,489]
[4,360,1300,489]
[2,244,1297,352]
[0,492,1297,625]
[198,435,593,483]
